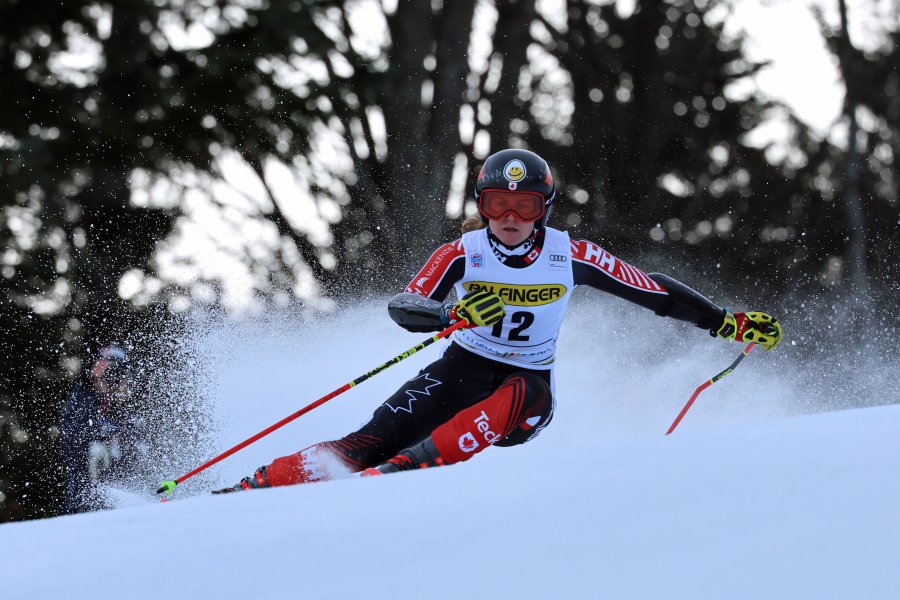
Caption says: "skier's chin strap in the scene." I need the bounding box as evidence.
[487,228,544,268]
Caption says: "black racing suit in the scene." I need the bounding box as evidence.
[317,229,726,470]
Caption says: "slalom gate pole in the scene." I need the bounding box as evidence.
[665,343,756,436]
[157,319,471,494]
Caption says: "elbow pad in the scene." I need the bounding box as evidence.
[388,293,452,333]
[648,273,726,331]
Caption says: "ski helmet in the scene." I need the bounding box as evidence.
[474,148,556,228]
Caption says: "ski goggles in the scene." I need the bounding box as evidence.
[478,189,546,222]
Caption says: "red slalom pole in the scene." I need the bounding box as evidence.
[157,319,470,494]
[665,343,756,435]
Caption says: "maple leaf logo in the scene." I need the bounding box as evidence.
[383,373,442,414]
[458,432,479,453]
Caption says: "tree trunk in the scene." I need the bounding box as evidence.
[381,1,476,279]
[487,0,537,148]
[838,0,873,330]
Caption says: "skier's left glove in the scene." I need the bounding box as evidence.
[714,310,783,350]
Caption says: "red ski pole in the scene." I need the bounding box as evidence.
[157,319,470,494]
[665,343,756,435]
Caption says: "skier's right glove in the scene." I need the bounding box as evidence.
[714,310,783,350]
[443,290,506,327]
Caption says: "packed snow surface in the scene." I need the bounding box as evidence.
[3,299,898,599]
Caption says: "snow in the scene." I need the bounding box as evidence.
[2,298,898,599]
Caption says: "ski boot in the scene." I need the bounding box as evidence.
[361,437,445,477]
[212,465,271,494]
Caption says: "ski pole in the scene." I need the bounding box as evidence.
[157,319,471,494]
[665,343,756,435]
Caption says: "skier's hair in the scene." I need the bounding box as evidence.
[461,216,486,233]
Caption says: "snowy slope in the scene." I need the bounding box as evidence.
[3,298,898,599]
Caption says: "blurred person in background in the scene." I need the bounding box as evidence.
[60,344,146,513]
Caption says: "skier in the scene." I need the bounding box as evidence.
[60,344,145,512]
[216,148,782,492]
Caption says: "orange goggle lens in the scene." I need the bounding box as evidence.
[478,190,546,222]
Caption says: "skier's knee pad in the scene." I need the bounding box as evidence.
[504,371,551,414]
[493,372,553,448]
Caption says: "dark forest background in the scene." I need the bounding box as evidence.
[1,0,898,521]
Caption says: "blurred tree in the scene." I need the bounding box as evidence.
[812,1,899,316]
[299,0,845,297]
[0,0,346,520]
[263,0,480,283]
[833,0,871,325]
[482,0,807,293]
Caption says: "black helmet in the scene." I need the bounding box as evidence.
[474,148,556,227]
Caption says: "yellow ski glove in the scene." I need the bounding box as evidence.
[715,310,783,350]
[450,290,506,327]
